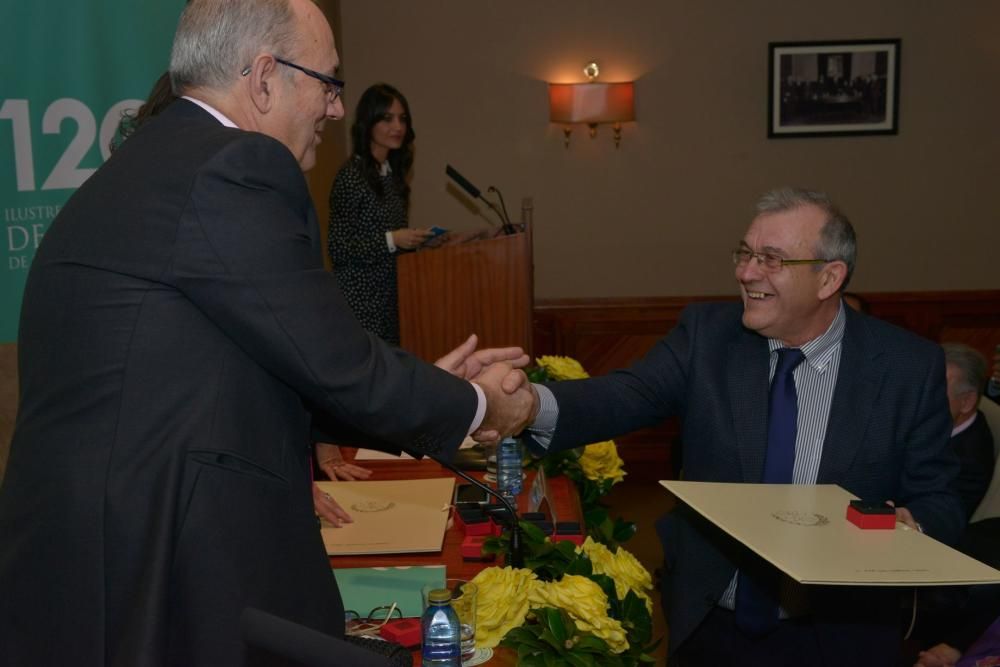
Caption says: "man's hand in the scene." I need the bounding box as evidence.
[434,334,529,381]
[471,362,539,442]
[312,483,353,527]
[886,501,921,531]
[913,643,961,667]
[315,443,372,481]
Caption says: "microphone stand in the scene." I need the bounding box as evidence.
[435,457,524,569]
[486,186,516,236]
[445,164,516,236]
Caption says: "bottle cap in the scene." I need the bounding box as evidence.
[426,588,452,604]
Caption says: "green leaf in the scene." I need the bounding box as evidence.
[564,556,594,578]
[550,607,571,643]
[519,653,547,667]
[583,507,609,530]
[519,519,548,543]
[553,539,578,559]
[526,366,550,383]
[612,517,638,543]
[565,653,597,667]
[574,635,610,653]
[538,628,564,652]
[513,634,547,651]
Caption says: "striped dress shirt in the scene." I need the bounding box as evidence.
[718,303,846,613]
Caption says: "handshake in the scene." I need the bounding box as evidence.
[434,334,540,442]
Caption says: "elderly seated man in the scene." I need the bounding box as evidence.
[942,342,996,520]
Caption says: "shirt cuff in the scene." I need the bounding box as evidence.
[385,231,397,253]
[526,383,558,450]
[467,382,487,435]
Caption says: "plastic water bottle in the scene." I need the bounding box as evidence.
[422,588,461,666]
[496,437,523,505]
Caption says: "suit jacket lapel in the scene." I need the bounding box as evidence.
[817,310,884,483]
[728,330,771,482]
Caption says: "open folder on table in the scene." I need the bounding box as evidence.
[317,477,455,556]
[660,481,1000,586]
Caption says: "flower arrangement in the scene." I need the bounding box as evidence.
[533,355,590,381]
[469,355,660,665]
[475,524,657,664]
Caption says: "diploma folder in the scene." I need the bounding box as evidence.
[659,481,1000,586]
[317,478,455,556]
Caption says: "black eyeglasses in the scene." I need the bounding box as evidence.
[732,247,831,272]
[246,57,344,102]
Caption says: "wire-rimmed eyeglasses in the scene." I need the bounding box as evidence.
[732,247,831,272]
[344,603,401,637]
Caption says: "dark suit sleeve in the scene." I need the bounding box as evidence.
[168,133,475,458]
[897,347,966,544]
[540,305,697,453]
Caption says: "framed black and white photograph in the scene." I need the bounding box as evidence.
[768,39,900,138]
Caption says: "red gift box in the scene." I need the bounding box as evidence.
[379,617,422,647]
[460,534,496,561]
[846,503,896,530]
[454,510,495,537]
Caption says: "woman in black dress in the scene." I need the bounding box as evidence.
[328,83,432,345]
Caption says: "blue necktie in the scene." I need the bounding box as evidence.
[735,347,805,636]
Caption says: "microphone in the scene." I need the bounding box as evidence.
[240,608,393,667]
[445,164,481,199]
[445,164,516,235]
[433,454,524,569]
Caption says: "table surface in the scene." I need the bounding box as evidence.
[329,450,584,666]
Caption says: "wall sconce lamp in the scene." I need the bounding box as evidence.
[548,62,635,148]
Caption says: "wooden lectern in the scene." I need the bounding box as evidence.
[397,228,533,363]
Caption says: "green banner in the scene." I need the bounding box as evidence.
[0,2,184,342]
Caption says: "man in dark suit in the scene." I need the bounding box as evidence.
[522,187,963,665]
[0,0,534,665]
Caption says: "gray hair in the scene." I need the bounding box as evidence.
[755,187,857,290]
[943,342,988,397]
[169,0,299,94]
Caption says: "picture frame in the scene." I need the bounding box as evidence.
[768,39,901,138]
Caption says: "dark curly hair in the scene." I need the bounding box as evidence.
[349,83,415,201]
[111,71,178,153]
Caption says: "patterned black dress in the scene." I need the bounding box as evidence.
[328,156,408,345]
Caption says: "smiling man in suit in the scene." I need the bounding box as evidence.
[0,0,534,665]
[523,187,963,666]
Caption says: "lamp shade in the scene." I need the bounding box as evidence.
[548,82,635,124]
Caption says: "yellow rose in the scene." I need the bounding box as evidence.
[578,537,653,612]
[536,355,590,380]
[578,440,626,484]
[469,566,539,648]
[528,575,629,653]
